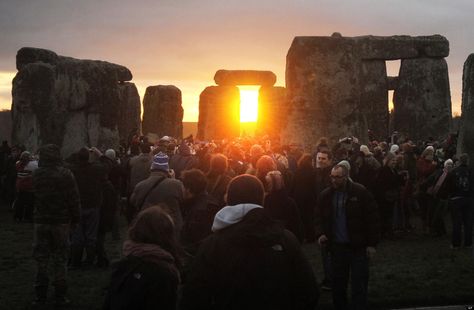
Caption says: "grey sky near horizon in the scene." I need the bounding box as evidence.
[0,0,473,120]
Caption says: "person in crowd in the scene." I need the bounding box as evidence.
[103,206,181,310]
[181,169,220,255]
[263,170,304,243]
[421,159,453,237]
[400,142,417,232]
[127,142,152,222]
[169,140,198,180]
[245,144,265,175]
[445,153,474,249]
[13,151,38,222]
[313,149,334,290]
[315,163,379,310]
[69,147,106,269]
[180,174,319,310]
[206,153,232,208]
[352,145,381,191]
[416,146,438,234]
[32,144,80,306]
[291,153,316,243]
[375,152,405,239]
[130,152,184,235]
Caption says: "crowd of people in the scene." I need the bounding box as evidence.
[0,129,472,309]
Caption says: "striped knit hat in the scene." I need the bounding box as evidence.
[150,152,169,171]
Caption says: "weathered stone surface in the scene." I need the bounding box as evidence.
[12,47,139,157]
[214,70,276,86]
[457,54,474,164]
[282,36,368,149]
[118,82,141,143]
[361,60,389,141]
[356,35,449,60]
[256,86,287,139]
[0,110,12,143]
[393,58,452,141]
[142,85,183,139]
[197,86,240,141]
[282,34,450,147]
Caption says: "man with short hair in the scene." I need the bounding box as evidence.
[32,144,80,306]
[315,164,379,310]
[314,149,334,290]
[181,174,319,310]
[181,168,220,254]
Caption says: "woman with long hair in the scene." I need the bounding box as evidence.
[104,205,181,310]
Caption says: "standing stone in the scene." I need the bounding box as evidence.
[361,60,389,141]
[197,86,240,141]
[118,82,141,144]
[0,110,12,143]
[142,85,183,139]
[393,58,452,141]
[11,47,137,157]
[283,36,368,149]
[457,54,474,164]
[257,86,287,140]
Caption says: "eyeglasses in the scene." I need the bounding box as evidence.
[330,175,345,179]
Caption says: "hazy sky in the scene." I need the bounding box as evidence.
[1,0,473,120]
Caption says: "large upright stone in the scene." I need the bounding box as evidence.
[197,86,240,141]
[214,70,276,86]
[457,54,474,164]
[257,86,287,139]
[118,83,141,143]
[11,47,139,156]
[393,58,452,141]
[142,85,183,139]
[283,36,368,149]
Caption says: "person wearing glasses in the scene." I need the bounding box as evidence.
[315,163,379,310]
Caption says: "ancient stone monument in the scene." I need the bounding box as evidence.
[197,70,283,141]
[283,34,452,149]
[457,54,474,164]
[12,47,141,157]
[142,85,183,139]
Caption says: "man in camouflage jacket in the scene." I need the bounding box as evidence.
[32,144,80,306]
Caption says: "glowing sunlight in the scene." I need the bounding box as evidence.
[238,86,259,122]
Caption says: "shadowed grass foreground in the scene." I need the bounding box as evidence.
[0,204,473,309]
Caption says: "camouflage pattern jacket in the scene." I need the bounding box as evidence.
[33,147,81,225]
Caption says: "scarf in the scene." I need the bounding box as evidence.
[122,240,180,281]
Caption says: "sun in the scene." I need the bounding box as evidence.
[238,86,259,122]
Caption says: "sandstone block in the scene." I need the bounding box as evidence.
[142,85,183,139]
[457,54,474,163]
[214,70,276,86]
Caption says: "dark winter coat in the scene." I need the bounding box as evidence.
[70,161,105,209]
[315,180,379,248]
[445,164,474,198]
[181,193,220,255]
[33,147,80,225]
[180,208,319,310]
[264,190,304,243]
[103,255,179,310]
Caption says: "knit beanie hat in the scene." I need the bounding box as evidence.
[338,160,351,172]
[150,152,170,171]
[444,159,453,168]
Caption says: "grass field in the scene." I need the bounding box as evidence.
[0,203,473,310]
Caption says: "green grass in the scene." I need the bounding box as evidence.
[0,204,473,309]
